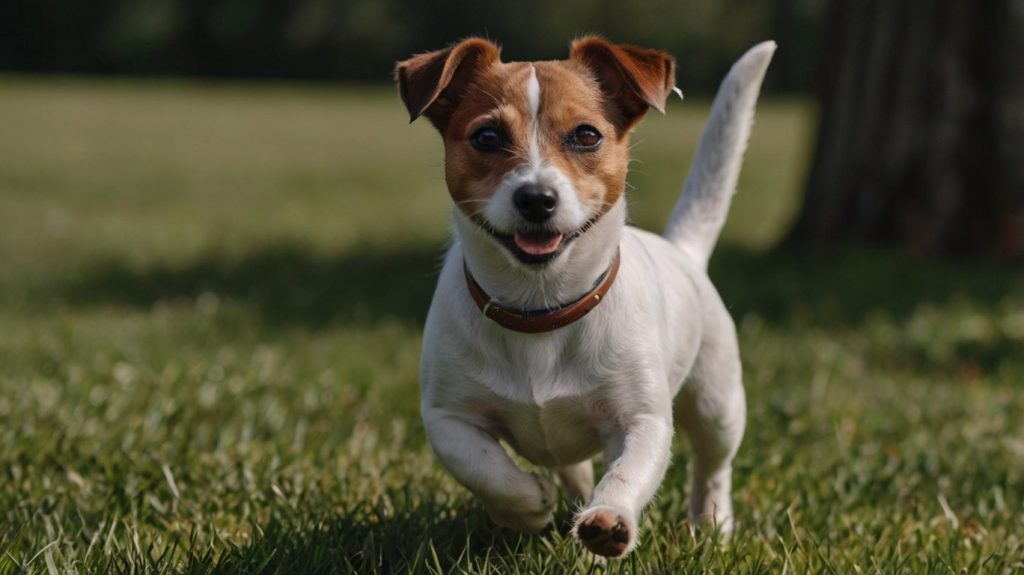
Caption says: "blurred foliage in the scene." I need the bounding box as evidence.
[1,0,826,92]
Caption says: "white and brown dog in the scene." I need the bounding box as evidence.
[396,37,774,558]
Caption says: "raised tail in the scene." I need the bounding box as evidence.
[663,41,776,268]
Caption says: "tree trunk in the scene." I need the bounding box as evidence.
[786,0,1023,258]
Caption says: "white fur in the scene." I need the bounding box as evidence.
[420,43,775,553]
[480,164,588,266]
[527,65,542,168]
[527,64,541,124]
[665,41,777,268]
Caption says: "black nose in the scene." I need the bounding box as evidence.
[513,184,558,223]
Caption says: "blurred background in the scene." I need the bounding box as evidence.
[1,1,1023,572]
[3,0,1022,255]
[3,0,823,90]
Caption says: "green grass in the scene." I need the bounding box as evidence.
[0,77,1022,574]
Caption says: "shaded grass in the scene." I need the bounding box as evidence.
[59,242,443,329]
[1,78,1022,573]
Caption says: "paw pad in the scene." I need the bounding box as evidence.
[575,510,633,557]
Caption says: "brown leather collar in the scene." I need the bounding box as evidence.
[463,250,621,334]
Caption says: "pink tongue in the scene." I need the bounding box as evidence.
[513,232,564,255]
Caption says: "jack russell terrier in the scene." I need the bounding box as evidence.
[396,37,775,558]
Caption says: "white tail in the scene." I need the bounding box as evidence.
[663,41,776,268]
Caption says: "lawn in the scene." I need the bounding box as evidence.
[0,77,1021,574]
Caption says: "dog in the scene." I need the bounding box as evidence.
[395,37,774,558]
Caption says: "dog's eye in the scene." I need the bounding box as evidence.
[568,125,602,151]
[471,127,504,152]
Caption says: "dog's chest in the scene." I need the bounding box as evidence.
[454,334,619,467]
[472,388,613,467]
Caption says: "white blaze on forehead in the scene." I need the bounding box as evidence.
[527,64,541,121]
[527,64,542,166]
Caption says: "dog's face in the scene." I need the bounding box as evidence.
[397,38,675,266]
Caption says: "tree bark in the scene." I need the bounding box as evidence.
[786,0,1023,258]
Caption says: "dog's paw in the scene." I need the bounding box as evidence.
[484,472,557,533]
[573,505,637,557]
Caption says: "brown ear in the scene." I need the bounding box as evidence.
[395,38,501,126]
[570,36,676,129]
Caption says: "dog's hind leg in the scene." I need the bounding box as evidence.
[675,310,746,532]
[557,460,594,506]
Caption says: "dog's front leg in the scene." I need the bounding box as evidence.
[422,406,556,532]
[573,413,672,557]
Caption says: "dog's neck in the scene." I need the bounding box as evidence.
[454,198,626,311]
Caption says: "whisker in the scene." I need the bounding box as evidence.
[502,147,532,163]
[477,87,503,108]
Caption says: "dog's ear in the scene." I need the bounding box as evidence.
[395,38,501,127]
[570,36,676,131]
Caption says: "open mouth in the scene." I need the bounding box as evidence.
[474,216,600,266]
[513,231,564,257]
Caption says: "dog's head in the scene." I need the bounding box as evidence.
[397,37,675,267]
